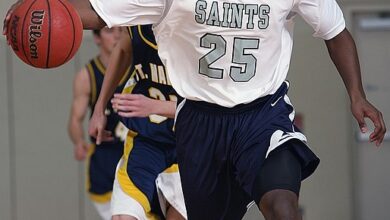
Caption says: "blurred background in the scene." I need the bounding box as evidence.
[0,0,389,219]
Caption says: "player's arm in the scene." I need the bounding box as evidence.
[89,27,132,144]
[325,29,386,146]
[112,94,177,119]
[3,0,164,39]
[69,0,106,29]
[68,67,91,161]
[294,0,386,146]
[2,0,105,38]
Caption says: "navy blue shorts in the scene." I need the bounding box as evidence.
[87,143,123,203]
[117,132,177,217]
[175,82,319,220]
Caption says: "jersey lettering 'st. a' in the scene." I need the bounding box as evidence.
[195,1,270,30]
[133,63,171,86]
[121,25,177,145]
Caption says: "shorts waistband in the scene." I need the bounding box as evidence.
[185,95,271,114]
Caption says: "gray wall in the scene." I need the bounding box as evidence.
[0,0,388,220]
[1,0,101,216]
[0,36,12,220]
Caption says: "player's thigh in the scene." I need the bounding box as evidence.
[155,166,187,219]
[126,139,167,198]
[111,175,150,220]
[120,138,174,217]
[175,101,250,219]
[166,205,185,220]
[87,146,122,209]
[256,143,302,205]
[112,215,137,220]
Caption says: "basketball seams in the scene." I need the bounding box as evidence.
[21,0,36,66]
[9,0,83,68]
[45,0,51,68]
[58,0,76,64]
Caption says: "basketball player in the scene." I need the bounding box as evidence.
[102,26,186,220]
[4,0,386,219]
[68,27,129,220]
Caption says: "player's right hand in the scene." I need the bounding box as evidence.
[88,109,114,145]
[74,141,90,161]
[2,0,23,42]
[351,97,386,146]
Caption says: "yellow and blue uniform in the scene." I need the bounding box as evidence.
[86,57,130,203]
[117,25,178,219]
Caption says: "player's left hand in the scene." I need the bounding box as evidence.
[111,93,154,118]
[351,97,386,146]
[89,109,114,145]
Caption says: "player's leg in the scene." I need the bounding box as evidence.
[112,131,171,220]
[87,145,122,220]
[112,215,137,220]
[256,145,302,220]
[166,204,185,220]
[155,165,186,220]
[230,82,319,220]
[259,190,301,220]
[175,100,251,220]
[111,161,150,220]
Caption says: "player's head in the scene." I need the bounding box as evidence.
[92,27,121,54]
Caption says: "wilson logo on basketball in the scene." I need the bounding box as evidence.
[29,10,45,59]
[10,15,20,51]
[8,0,83,68]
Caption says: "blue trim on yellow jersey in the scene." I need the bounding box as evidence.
[117,130,160,220]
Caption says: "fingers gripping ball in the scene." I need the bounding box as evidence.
[7,0,83,68]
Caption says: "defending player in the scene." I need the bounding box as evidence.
[4,1,386,219]
[68,27,129,220]
[97,26,186,220]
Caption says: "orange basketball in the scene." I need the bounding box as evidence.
[7,0,83,68]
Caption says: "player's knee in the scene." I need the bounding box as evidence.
[259,189,300,220]
[112,215,138,220]
[272,199,299,220]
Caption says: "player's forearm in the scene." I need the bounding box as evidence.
[152,100,177,119]
[68,119,86,145]
[325,28,366,103]
[69,0,106,30]
[94,43,132,113]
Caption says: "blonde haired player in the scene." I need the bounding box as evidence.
[68,27,129,220]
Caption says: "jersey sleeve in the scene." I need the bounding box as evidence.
[292,0,346,40]
[89,0,165,27]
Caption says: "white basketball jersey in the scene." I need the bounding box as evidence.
[90,0,345,107]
